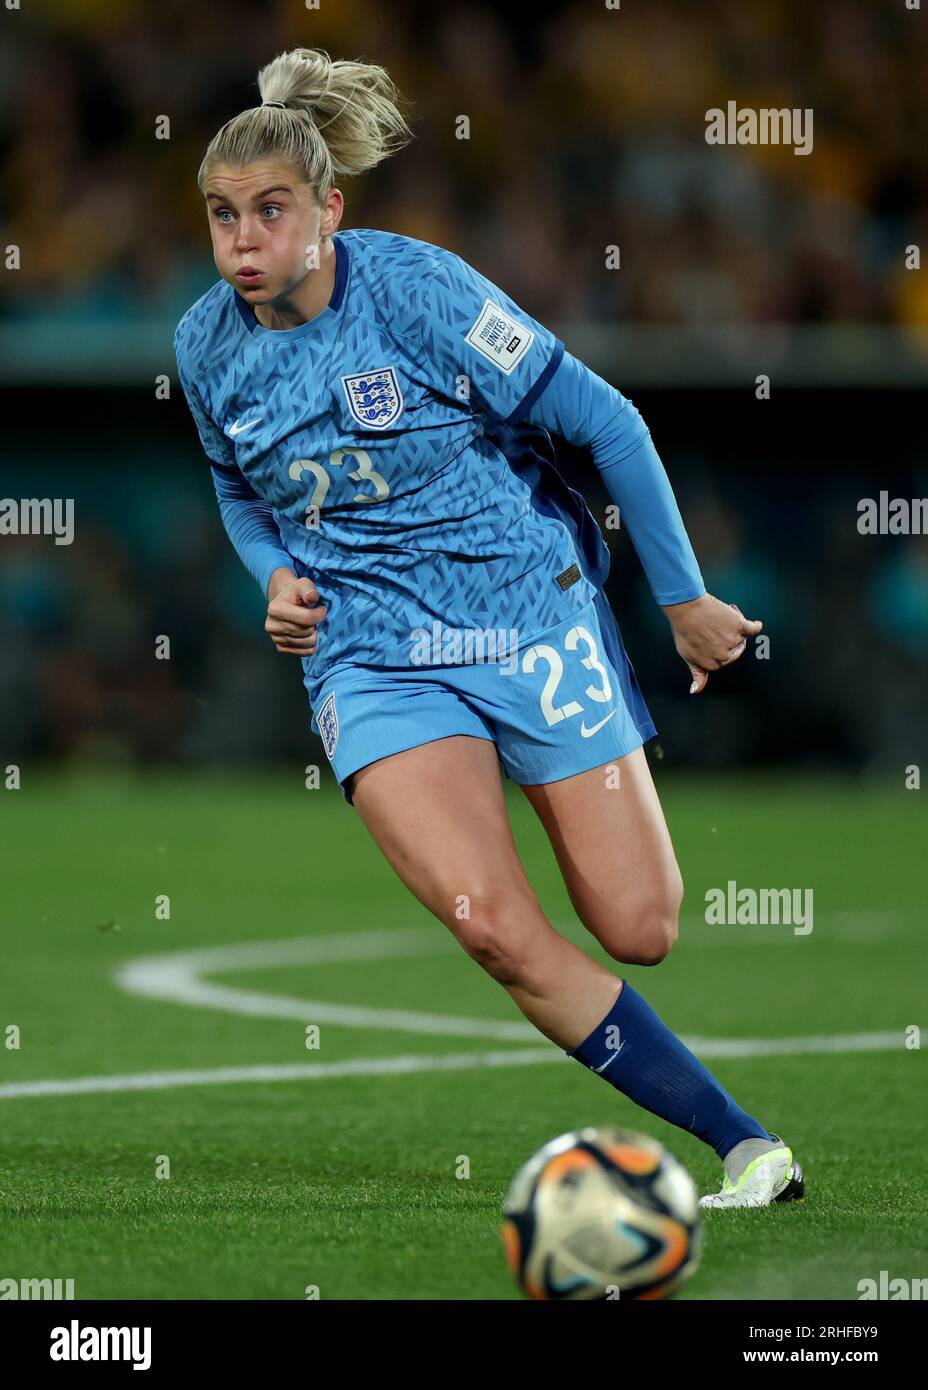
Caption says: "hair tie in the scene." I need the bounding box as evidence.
[263,100,287,109]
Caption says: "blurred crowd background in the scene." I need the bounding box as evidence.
[2,0,927,329]
[1,0,926,776]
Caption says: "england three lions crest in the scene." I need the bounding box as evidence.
[318,692,339,760]
[341,366,404,430]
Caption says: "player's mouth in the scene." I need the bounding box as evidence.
[235,267,265,283]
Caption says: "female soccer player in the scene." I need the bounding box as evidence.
[175,47,803,1209]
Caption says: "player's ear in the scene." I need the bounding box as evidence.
[319,186,344,237]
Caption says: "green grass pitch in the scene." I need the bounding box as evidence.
[1,769,924,1299]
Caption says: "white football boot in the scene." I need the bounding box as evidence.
[699,1133,805,1209]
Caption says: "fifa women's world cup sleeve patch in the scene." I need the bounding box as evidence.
[418,252,565,426]
[465,300,534,374]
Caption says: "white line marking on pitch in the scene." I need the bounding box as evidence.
[116,928,534,1041]
[115,919,920,1042]
[0,1031,916,1101]
[0,926,917,1101]
[0,1050,557,1099]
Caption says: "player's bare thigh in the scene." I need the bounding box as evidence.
[346,736,549,978]
[345,732,629,1038]
[519,746,683,966]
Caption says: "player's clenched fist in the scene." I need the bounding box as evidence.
[265,568,327,656]
[661,592,762,695]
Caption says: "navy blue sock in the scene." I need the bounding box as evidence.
[566,980,772,1159]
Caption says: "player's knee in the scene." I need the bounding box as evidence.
[448,892,534,987]
[600,873,681,966]
[621,921,676,966]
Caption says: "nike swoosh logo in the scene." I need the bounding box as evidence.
[228,417,262,437]
[580,709,618,738]
[593,1041,625,1072]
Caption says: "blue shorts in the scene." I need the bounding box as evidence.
[304,589,656,805]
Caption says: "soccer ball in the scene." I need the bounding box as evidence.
[501,1126,702,1300]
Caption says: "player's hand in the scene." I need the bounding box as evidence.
[660,592,762,695]
[265,568,327,656]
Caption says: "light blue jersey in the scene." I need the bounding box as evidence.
[175,229,703,695]
[175,228,705,795]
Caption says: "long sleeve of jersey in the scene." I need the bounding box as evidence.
[524,350,705,606]
[173,341,294,597]
[210,465,295,598]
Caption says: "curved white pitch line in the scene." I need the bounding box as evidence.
[0,928,917,1102]
[116,928,536,1041]
[116,925,922,1050]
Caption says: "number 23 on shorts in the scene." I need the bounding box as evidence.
[521,625,615,734]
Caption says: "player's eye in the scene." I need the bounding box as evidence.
[213,205,281,225]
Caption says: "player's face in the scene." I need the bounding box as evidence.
[204,161,336,302]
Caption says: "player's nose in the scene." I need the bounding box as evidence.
[234,218,259,249]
